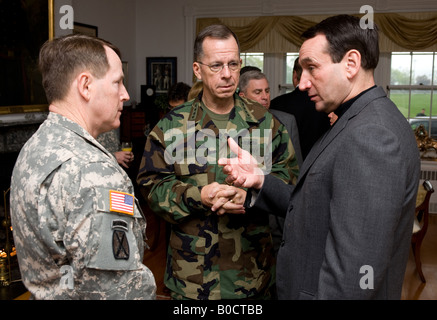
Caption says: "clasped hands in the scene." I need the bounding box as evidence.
[200,182,246,215]
[200,138,265,215]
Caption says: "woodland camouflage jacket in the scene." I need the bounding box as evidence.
[137,93,299,300]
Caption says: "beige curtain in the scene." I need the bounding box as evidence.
[196,13,437,53]
[376,13,437,51]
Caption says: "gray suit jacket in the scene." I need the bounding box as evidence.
[252,86,421,299]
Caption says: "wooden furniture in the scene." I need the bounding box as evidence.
[412,180,434,283]
[120,107,147,142]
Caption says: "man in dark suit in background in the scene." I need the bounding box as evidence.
[270,57,330,160]
[217,14,421,299]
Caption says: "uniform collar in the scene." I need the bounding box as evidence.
[188,92,259,135]
[48,112,112,156]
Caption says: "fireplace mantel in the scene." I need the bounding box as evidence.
[0,112,48,153]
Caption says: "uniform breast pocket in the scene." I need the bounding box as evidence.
[174,163,209,186]
[84,187,144,271]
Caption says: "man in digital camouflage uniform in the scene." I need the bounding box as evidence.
[137,24,298,300]
[10,34,156,300]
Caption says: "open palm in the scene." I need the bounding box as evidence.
[218,138,265,189]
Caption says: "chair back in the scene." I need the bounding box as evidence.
[413,180,434,235]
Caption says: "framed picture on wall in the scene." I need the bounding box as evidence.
[73,22,98,37]
[146,57,177,94]
[0,0,54,114]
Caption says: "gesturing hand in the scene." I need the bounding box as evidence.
[217,138,265,190]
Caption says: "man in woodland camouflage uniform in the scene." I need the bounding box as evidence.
[137,24,298,300]
[10,34,156,300]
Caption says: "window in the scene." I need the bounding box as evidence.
[237,52,299,98]
[240,52,264,71]
[275,53,299,95]
[285,53,299,84]
[243,51,437,110]
[389,52,437,119]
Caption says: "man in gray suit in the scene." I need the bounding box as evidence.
[216,15,421,299]
[238,69,303,168]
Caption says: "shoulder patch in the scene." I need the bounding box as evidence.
[109,190,134,215]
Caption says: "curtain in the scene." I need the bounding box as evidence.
[196,13,437,53]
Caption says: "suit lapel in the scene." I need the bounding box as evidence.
[294,86,387,189]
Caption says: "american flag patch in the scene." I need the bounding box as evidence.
[109,190,134,215]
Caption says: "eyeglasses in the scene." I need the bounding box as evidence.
[197,61,240,73]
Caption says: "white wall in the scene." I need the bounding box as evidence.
[72,0,136,101]
[68,0,188,104]
[134,0,187,105]
[56,0,437,103]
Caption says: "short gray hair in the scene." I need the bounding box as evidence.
[238,70,268,94]
[194,24,240,62]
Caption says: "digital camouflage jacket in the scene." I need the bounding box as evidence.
[10,113,156,300]
[137,93,298,299]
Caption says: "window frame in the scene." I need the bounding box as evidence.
[248,50,437,127]
[387,52,437,137]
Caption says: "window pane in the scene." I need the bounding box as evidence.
[409,118,429,132]
[432,90,437,116]
[411,90,431,116]
[434,54,437,85]
[286,53,299,84]
[390,52,437,123]
[390,89,410,117]
[433,54,437,116]
[412,53,433,85]
[241,53,264,71]
[390,53,411,85]
[408,118,437,139]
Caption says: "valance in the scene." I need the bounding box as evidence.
[196,13,437,53]
[376,14,437,51]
